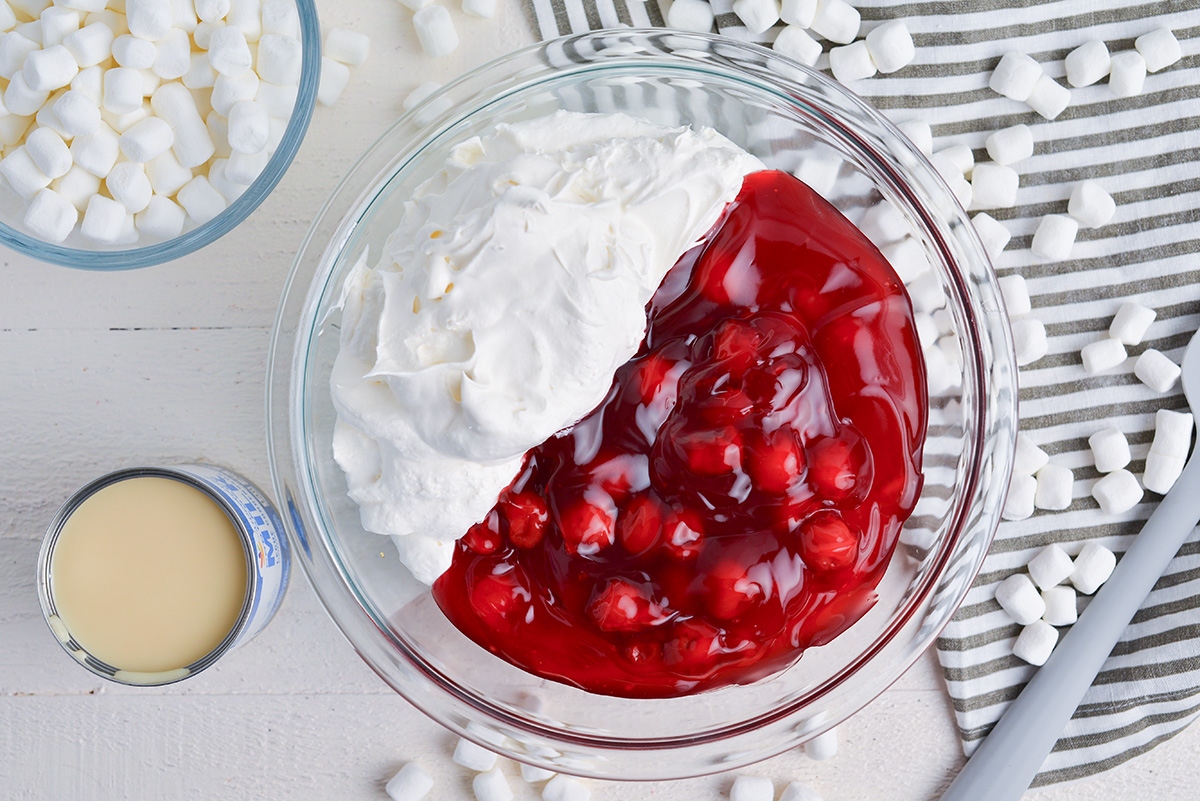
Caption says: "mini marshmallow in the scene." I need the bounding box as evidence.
[948,172,973,209]
[5,71,50,116]
[152,28,190,79]
[985,124,1033,166]
[23,186,77,241]
[0,4,13,31]
[324,27,369,67]
[730,776,774,801]
[1108,51,1147,98]
[666,0,714,32]
[255,80,297,118]
[62,21,113,68]
[473,768,513,801]
[1134,349,1182,393]
[36,97,74,141]
[192,20,220,50]
[316,57,350,106]
[989,52,1042,102]
[40,7,80,49]
[194,0,231,22]
[176,174,226,222]
[896,119,933,155]
[859,201,908,246]
[125,0,172,41]
[1041,585,1077,626]
[998,273,1031,317]
[103,100,151,133]
[1070,542,1116,594]
[913,312,938,349]
[1035,463,1074,511]
[224,146,268,183]
[1031,214,1078,261]
[396,0,434,10]
[69,124,119,176]
[402,80,441,111]
[865,19,914,74]
[112,33,155,68]
[24,127,71,180]
[50,164,100,210]
[1064,40,1110,87]
[1067,180,1116,229]
[70,64,102,104]
[1080,337,1127,374]
[139,67,162,96]
[995,573,1045,625]
[541,775,590,801]
[519,763,556,784]
[1012,317,1048,367]
[880,237,931,284]
[810,0,859,44]
[385,762,434,801]
[453,737,499,772]
[1152,409,1194,458]
[205,109,232,158]
[1089,428,1132,474]
[144,149,191,196]
[261,0,301,37]
[779,782,823,801]
[1136,27,1182,73]
[1013,620,1058,666]
[923,344,958,396]
[907,270,947,313]
[937,144,974,177]
[970,163,1019,209]
[207,158,247,201]
[226,0,263,41]
[780,0,816,28]
[1144,451,1186,494]
[183,52,217,89]
[804,727,838,761]
[1002,472,1036,521]
[257,33,302,85]
[732,0,779,36]
[1015,433,1050,476]
[119,115,174,162]
[80,192,126,242]
[0,115,35,148]
[1092,468,1144,515]
[227,98,268,154]
[793,156,840,197]
[0,32,40,79]
[211,69,259,115]
[52,89,101,136]
[105,161,152,212]
[83,9,127,36]
[102,67,143,114]
[1109,302,1156,345]
[134,192,185,237]
[151,82,216,167]
[208,26,253,76]
[1029,544,1074,590]
[462,0,496,14]
[971,212,1011,258]
[772,25,822,67]
[413,5,458,59]
[1026,74,1070,120]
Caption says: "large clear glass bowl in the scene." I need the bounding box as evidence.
[267,29,1017,781]
[1,0,320,270]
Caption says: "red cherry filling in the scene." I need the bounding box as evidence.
[433,170,927,698]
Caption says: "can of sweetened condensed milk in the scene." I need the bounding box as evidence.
[37,464,290,686]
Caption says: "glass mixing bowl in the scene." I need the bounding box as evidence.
[0,0,320,270]
[267,29,1017,780]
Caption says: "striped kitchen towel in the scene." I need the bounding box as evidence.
[523,0,1200,787]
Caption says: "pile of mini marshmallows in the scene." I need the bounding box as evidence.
[392,0,495,61]
[0,0,315,245]
[994,542,1117,666]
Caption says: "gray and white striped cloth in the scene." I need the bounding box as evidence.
[523,0,1200,786]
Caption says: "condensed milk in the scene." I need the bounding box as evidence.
[38,465,290,685]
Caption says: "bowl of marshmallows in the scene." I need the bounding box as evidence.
[0,0,319,269]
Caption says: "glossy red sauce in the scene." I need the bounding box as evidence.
[432,170,927,698]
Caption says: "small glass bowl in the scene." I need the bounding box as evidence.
[268,29,1017,780]
[0,0,320,270]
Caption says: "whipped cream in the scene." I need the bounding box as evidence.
[331,110,763,584]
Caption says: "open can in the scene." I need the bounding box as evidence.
[37,464,290,686]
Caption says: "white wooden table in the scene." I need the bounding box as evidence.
[4,4,1200,798]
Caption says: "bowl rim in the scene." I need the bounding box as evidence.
[267,27,1018,778]
[1,0,321,270]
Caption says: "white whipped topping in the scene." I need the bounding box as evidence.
[330,110,763,584]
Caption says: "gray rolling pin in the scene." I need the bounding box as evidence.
[940,455,1200,801]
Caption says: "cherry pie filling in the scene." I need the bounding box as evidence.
[432,169,928,698]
